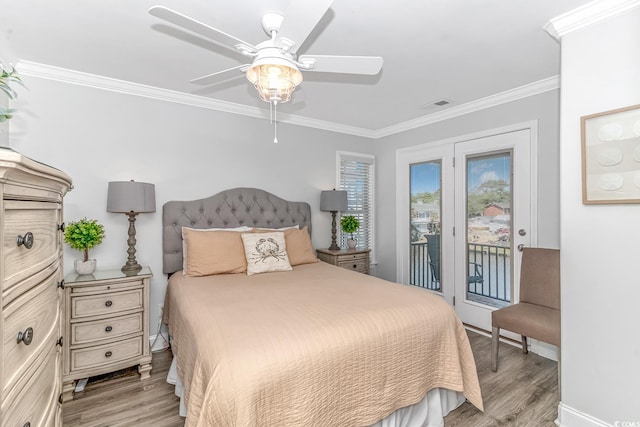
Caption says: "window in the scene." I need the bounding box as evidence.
[337,152,375,261]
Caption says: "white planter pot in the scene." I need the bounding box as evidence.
[75,259,96,275]
[347,239,357,249]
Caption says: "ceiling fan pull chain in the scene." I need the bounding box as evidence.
[273,101,278,143]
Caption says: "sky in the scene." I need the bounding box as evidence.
[410,153,510,195]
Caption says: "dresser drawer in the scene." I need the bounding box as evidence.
[71,313,143,346]
[2,271,60,392]
[70,289,143,320]
[71,279,144,295]
[2,200,61,291]
[70,336,143,371]
[0,345,60,427]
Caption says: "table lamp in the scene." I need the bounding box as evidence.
[320,189,347,251]
[107,180,156,273]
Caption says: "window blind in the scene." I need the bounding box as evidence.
[339,156,374,254]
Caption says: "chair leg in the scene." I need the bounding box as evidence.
[491,327,500,372]
[522,336,528,354]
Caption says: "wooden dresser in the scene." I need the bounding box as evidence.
[61,267,152,402]
[316,248,370,274]
[0,148,72,426]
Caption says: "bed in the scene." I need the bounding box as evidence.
[162,187,483,426]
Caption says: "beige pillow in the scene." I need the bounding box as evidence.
[283,226,318,266]
[241,232,292,276]
[182,228,248,276]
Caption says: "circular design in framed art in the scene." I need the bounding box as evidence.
[597,123,624,142]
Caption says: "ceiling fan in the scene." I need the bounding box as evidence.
[148,0,383,107]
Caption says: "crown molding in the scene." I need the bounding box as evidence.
[16,60,377,139]
[545,0,640,40]
[16,60,559,140]
[373,76,560,139]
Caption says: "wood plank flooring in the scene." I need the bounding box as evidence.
[62,331,558,426]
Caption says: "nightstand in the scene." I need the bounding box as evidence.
[61,267,152,402]
[316,248,370,274]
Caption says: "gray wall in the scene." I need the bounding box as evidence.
[558,7,640,425]
[9,75,373,325]
[373,90,561,281]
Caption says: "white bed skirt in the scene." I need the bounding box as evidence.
[167,357,465,426]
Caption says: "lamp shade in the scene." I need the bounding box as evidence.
[320,190,347,212]
[107,181,156,213]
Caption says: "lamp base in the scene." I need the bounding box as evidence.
[121,212,142,276]
[329,210,341,251]
[121,263,142,275]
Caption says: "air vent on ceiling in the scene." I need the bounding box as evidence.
[419,98,453,111]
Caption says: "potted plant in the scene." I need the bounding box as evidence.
[0,63,25,123]
[64,218,105,275]
[340,215,360,249]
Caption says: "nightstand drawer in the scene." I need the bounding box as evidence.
[71,289,143,320]
[336,253,368,262]
[71,279,144,294]
[71,313,143,346]
[337,258,368,272]
[70,336,143,371]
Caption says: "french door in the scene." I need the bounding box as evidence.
[396,124,536,332]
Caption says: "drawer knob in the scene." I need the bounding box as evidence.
[23,422,31,427]
[16,232,34,249]
[353,264,357,269]
[105,300,113,307]
[105,351,113,358]
[105,326,113,332]
[17,327,34,345]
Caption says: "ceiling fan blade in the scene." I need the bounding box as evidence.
[298,55,383,75]
[190,64,250,85]
[149,6,257,54]
[275,0,333,53]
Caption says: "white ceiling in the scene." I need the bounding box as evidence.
[1,0,591,132]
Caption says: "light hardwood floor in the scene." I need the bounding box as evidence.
[62,331,558,426]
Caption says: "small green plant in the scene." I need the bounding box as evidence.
[340,215,360,239]
[0,63,26,122]
[64,218,105,262]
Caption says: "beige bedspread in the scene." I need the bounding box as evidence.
[164,262,483,426]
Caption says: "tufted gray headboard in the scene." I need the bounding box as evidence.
[162,187,312,275]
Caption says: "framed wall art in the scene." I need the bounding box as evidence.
[581,104,640,204]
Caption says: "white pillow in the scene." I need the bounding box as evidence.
[241,232,292,276]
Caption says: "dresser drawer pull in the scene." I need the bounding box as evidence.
[17,327,34,345]
[105,300,113,307]
[353,264,357,269]
[57,279,65,289]
[105,326,113,332]
[105,351,113,358]
[16,232,34,249]
[23,422,31,427]
[57,336,64,347]
[58,222,65,232]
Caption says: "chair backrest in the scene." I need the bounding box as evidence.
[426,234,441,282]
[519,247,560,310]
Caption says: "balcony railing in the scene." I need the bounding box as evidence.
[409,240,511,307]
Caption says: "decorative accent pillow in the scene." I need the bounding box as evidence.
[182,228,250,276]
[241,232,292,276]
[283,226,318,266]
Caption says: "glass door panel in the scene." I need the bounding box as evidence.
[466,152,512,308]
[409,161,442,291]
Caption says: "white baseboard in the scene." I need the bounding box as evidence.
[557,403,611,427]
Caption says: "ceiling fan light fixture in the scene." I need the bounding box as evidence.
[246,56,303,104]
